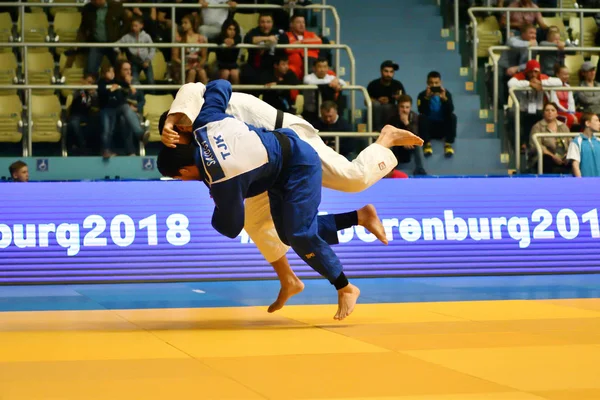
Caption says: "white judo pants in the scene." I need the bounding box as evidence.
[245,123,397,263]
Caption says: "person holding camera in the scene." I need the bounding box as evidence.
[417,71,456,158]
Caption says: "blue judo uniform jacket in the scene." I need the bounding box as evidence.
[192,79,345,286]
[191,80,285,239]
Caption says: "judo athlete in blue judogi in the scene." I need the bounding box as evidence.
[157,80,389,320]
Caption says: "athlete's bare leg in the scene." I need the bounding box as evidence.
[267,255,305,313]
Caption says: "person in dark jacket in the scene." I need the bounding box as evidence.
[77,0,128,75]
[313,101,361,159]
[387,95,427,175]
[97,64,130,158]
[241,12,289,84]
[260,54,300,114]
[68,74,99,155]
[417,71,456,158]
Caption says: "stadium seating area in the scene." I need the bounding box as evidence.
[0,0,329,158]
[467,0,600,175]
[3,0,600,178]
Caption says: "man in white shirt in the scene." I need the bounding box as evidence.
[302,58,345,123]
[160,82,423,312]
[199,0,236,41]
[508,59,562,149]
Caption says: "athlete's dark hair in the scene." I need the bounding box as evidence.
[158,111,169,137]
[157,143,196,177]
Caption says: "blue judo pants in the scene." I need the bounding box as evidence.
[267,130,345,286]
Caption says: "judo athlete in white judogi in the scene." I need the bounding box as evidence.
[158,80,408,320]
[161,81,423,316]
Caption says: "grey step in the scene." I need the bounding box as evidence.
[330,0,502,175]
[398,139,507,176]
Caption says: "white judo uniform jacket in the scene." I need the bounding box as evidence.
[169,82,397,263]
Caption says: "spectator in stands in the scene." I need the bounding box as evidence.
[567,112,600,177]
[152,5,176,61]
[97,64,132,158]
[116,16,156,85]
[576,61,600,115]
[302,58,346,124]
[77,0,128,76]
[166,0,200,27]
[200,0,237,42]
[216,19,242,84]
[312,101,359,158]
[260,54,300,114]
[115,60,148,156]
[367,60,406,131]
[8,161,28,183]
[549,65,581,130]
[286,14,322,80]
[242,13,289,84]
[125,0,169,44]
[172,14,209,84]
[529,102,571,174]
[539,27,572,77]
[234,0,299,32]
[68,74,99,155]
[281,0,313,25]
[498,24,538,103]
[508,59,562,151]
[499,24,537,77]
[418,71,456,158]
[501,0,548,38]
[387,95,427,176]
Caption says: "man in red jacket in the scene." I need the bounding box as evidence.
[286,14,322,80]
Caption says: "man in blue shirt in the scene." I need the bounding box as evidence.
[417,71,457,158]
[157,80,391,321]
[567,112,600,177]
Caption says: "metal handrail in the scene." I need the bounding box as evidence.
[439,0,460,43]
[3,2,341,68]
[455,0,460,43]
[468,6,598,81]
[488,45,510,124]
[526,45,600,60]
[0,42,355,83]
[488,45,600,123]
[531,132,600,175]
[509,85,600,171]
[0,83,372,157]
[321,0,327,42]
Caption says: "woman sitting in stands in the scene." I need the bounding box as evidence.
[171,14,209,84]
[215,19,242,84]
[529,102,572,174]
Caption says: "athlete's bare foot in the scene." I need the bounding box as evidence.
[376,125,424,148]
[268,278,305,313]
[334,283,361,320]
[357,204,388,245]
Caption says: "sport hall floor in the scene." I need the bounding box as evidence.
[1,275,599,400]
